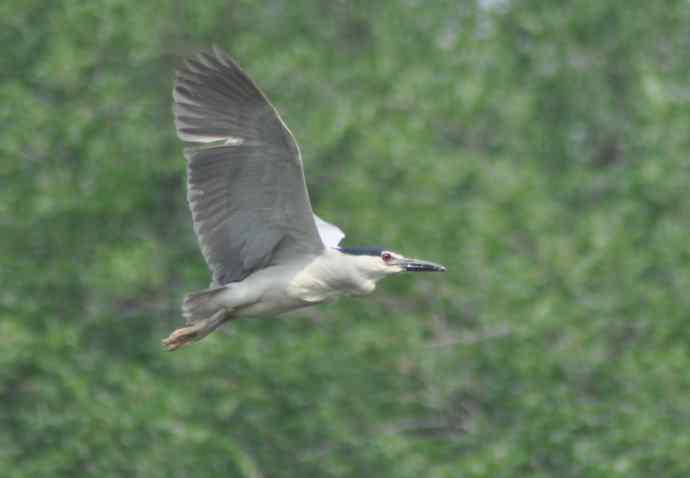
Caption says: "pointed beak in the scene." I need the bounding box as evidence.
[400,258,447,272]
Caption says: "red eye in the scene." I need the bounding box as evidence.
[381,252,393,263]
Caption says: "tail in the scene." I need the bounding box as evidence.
[182,285,228,324]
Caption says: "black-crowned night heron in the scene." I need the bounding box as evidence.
[163,46,446,351]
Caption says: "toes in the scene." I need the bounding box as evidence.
[162,312,229,351]
[162,327,199,351]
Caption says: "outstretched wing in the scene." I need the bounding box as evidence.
[173,47,324,284]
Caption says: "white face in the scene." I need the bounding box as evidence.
[356,250,405,279]
[379,250,406,272]
[346,249,446,281]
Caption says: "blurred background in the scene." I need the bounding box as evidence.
[2,0,690,476]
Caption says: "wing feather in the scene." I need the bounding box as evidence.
[174,47,325,284]
[314,215,346,248]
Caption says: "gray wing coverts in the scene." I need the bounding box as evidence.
[173,47,324,284]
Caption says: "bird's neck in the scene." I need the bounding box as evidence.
[316,249,379,295]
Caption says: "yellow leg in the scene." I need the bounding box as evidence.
[162,309,230,351]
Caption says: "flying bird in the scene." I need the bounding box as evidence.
[163,46,446,351]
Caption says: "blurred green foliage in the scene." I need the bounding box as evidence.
[2,0,690,476]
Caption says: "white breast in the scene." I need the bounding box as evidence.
[287,249,376,302]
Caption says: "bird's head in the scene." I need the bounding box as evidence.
[338,247,446,281]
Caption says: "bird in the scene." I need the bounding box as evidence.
[163,46,446,351]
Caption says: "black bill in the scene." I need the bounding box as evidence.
[401,258,447,272]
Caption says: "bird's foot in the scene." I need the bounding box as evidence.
[162,325,204,351]
[162,309,229,351]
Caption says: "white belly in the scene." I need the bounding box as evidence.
[214,252,376,318]
[216,259,324,317]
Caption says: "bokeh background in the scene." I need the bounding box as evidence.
[3,1,690,476]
